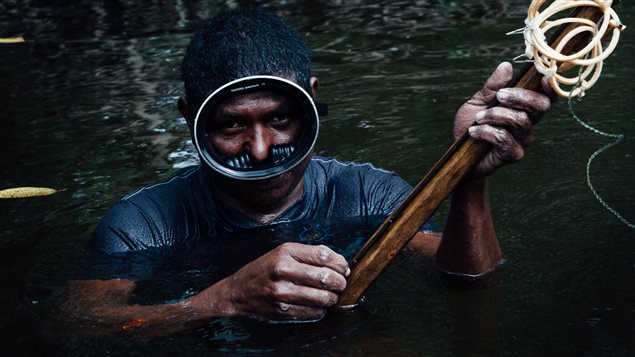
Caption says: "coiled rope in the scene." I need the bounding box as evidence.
[509,0,632,228]
[508,0,625,98]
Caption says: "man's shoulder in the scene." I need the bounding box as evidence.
[305,156,413,217]
[308,155,400,178]
[121,165,203,203]
[307,156,408,191]
[91,165,207,254]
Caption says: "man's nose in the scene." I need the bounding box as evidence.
[247,124,272,163]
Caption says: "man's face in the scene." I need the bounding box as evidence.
[208,90,304,164]
[205,89,311,212]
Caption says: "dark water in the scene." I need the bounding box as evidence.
[1,0,634,355]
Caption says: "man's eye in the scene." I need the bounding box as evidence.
[217,121,244,134]
[269,115,291,125]
[223,121,241,128]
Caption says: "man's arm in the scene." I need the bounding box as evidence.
[60,242,350,334]
[414,62,554,275]
[59,279,202,335]
[435,178,501,275]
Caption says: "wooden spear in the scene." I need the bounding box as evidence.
[336,3,615,307]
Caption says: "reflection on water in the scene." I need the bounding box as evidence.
[1,0,634,355]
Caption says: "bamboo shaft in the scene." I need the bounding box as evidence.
[336,4,607,307]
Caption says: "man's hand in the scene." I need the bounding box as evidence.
[189,242,350,321]
[454,62,555,177]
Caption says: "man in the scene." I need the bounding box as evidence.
[67,7,553,328]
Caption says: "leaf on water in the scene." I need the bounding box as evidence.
[0,187,66,199]
[0,37,25,44]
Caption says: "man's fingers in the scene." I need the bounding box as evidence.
[284,243,350,277]
[227,242,349,321]
[270,283,339,308]
[301,265,347,292]
[468,124,525,163]
[272,301,328,321]
[266,282,339,320]
[455,63,554,178]
[495,87,552,122]
[467,62,513,106]
[541,76,559,104]
[270,260,347,292]
[475,107,533,146]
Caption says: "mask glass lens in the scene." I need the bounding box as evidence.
[193,76,319,180]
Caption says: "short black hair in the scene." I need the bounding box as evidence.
[181,7,312,118]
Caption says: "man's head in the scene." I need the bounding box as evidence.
[180,7,313,120]
[178,7,318,218]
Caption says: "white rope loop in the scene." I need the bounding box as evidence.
[508,0,625,98]
[507,2,633,227]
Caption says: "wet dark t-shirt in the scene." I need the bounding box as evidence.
[91,156,433,255]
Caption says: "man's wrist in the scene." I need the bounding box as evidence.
[185,276,237,318]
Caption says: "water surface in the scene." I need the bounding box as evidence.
[1,0,633,355]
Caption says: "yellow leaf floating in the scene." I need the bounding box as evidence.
[0,37,25,44]
[0,187,66,199]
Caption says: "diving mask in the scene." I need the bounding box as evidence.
[193,75,320,180]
